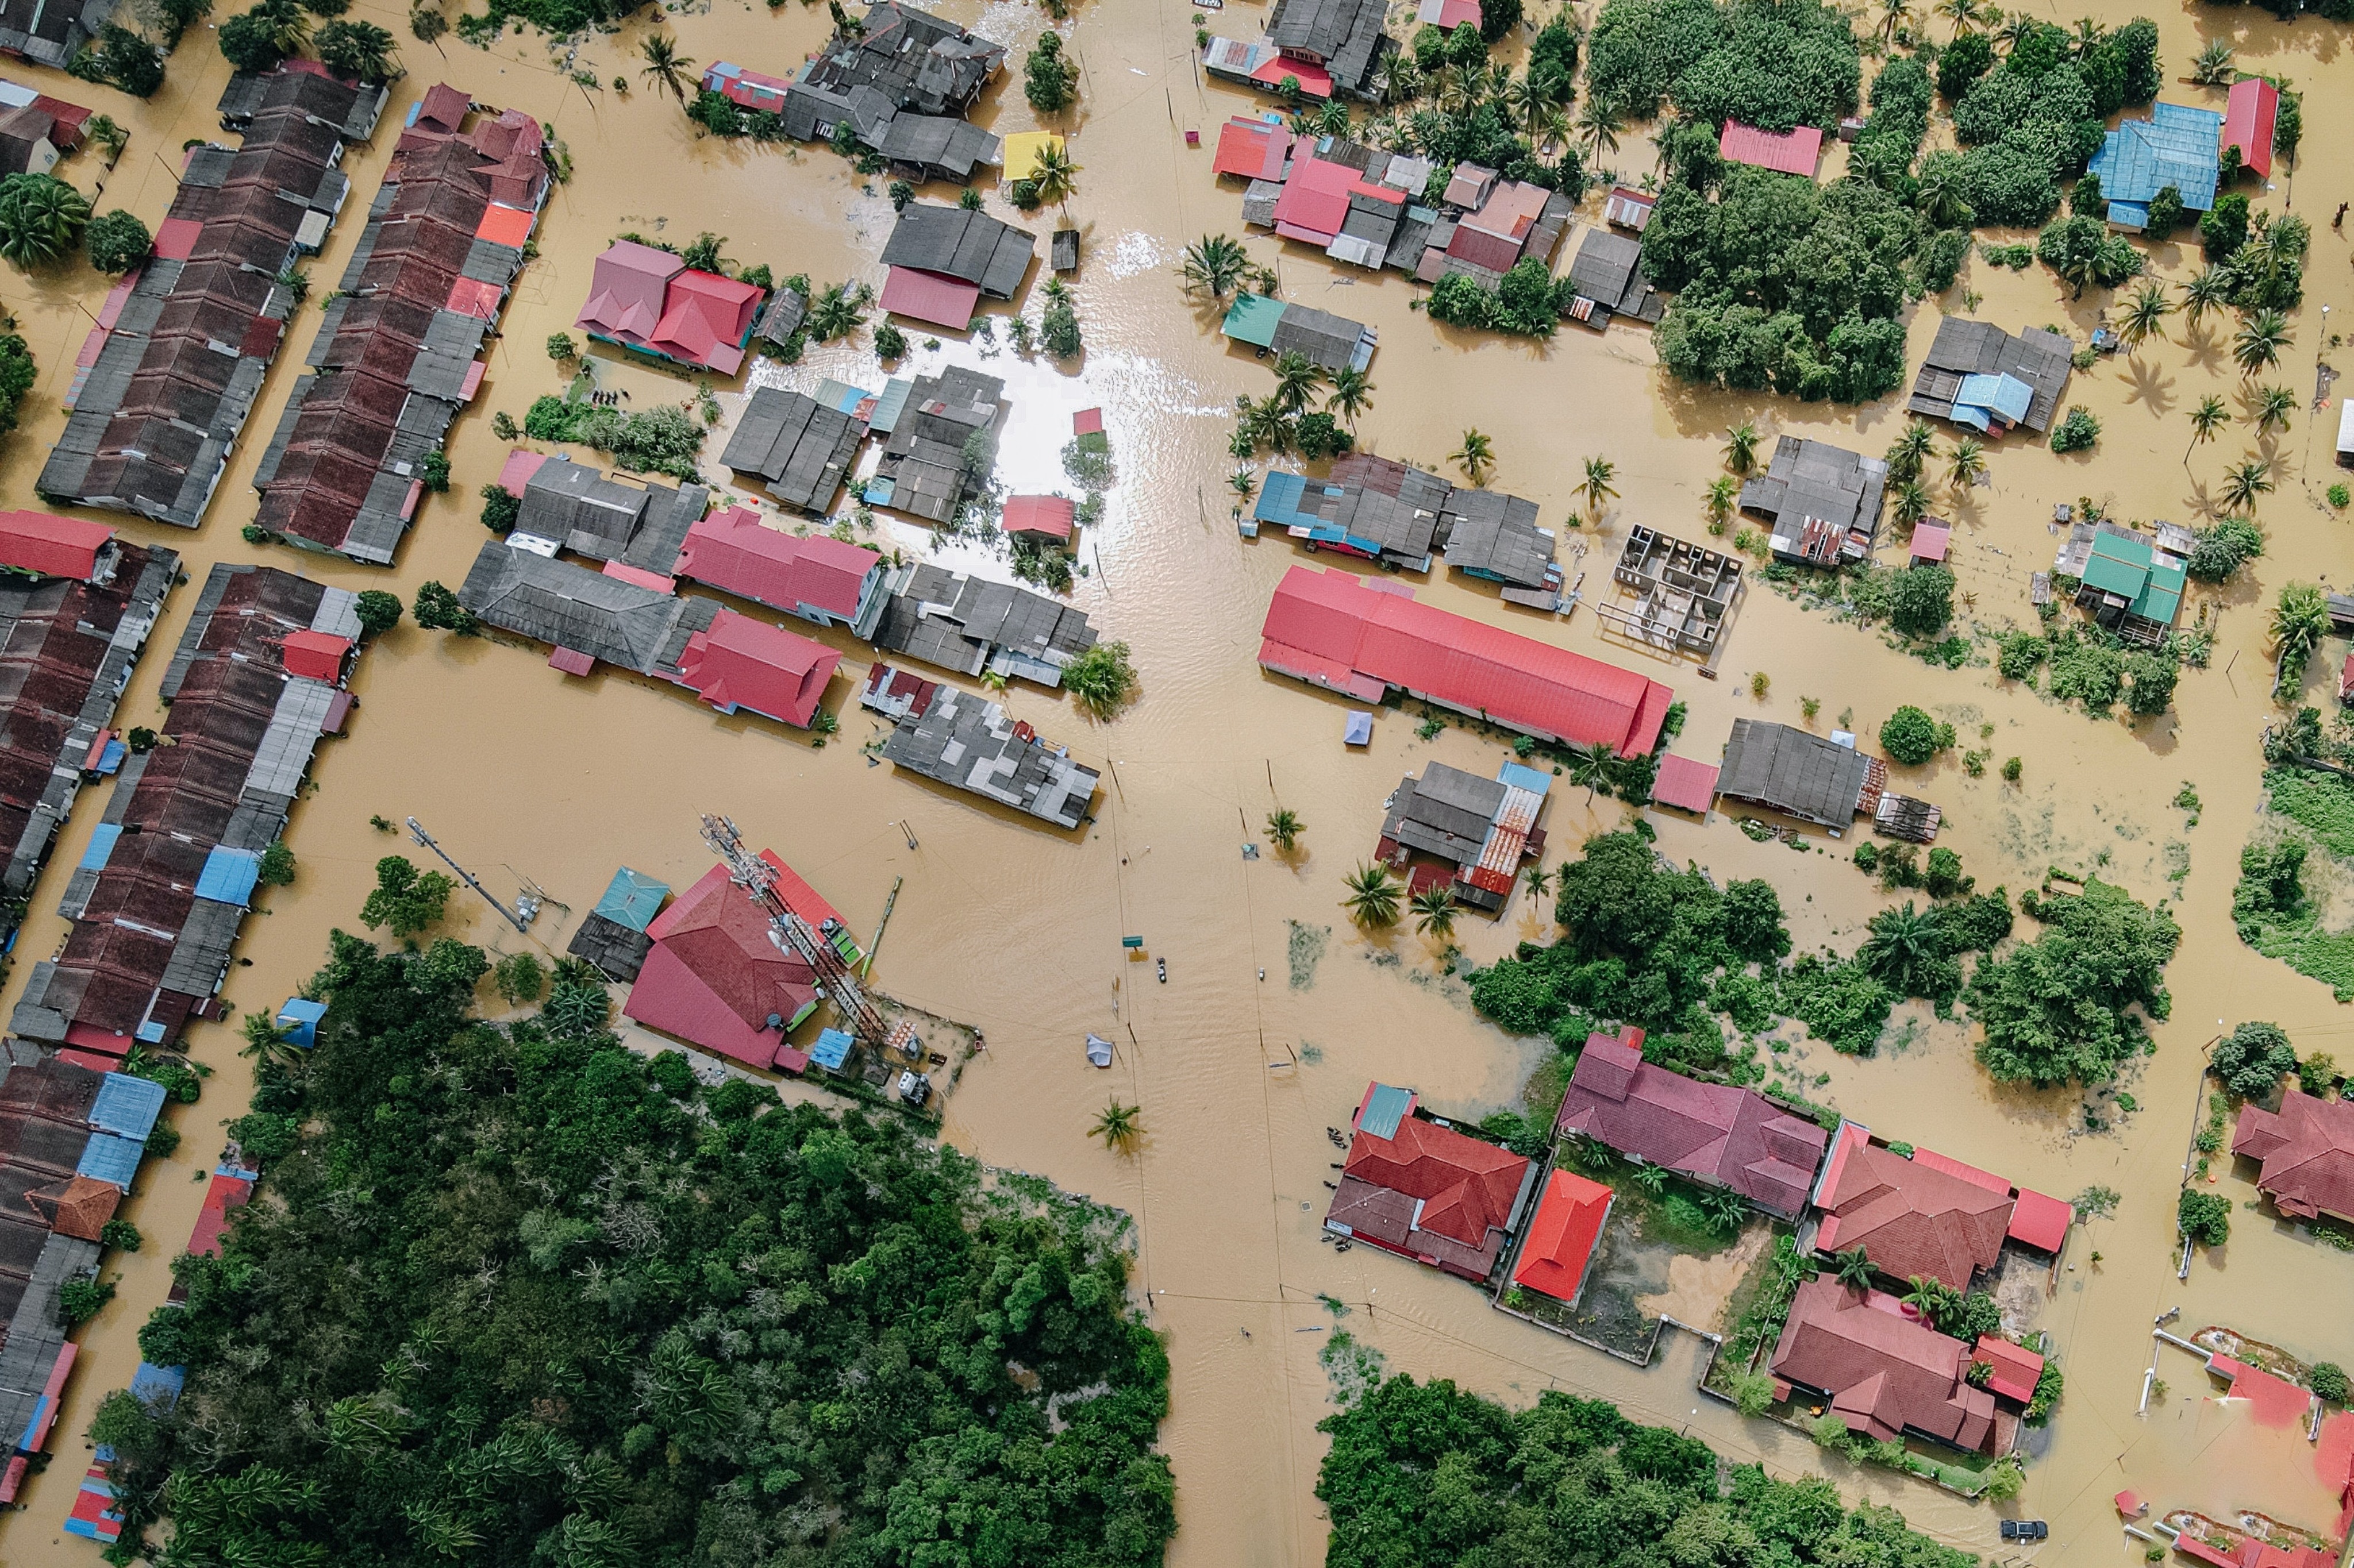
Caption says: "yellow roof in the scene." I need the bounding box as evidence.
[1002,131,1066,184]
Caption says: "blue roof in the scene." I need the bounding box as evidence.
[193,846,261,907]
[813,377,872,415]
[2106,199,2150,232]
[93,738,125,775]
[2087,102,2222,210]
[593,867,671,933]
[89,1073,166,1141]
[1360,1083,1414,1139]
[78,823,119,871]
[1253,472,1342,530]
[1956,372,2034,425]
[1498,761,1554,797]
[75,1132,143,1189]
[809,1028,854,1070]
[128,1362,186,1410]
[275,996,328,1046]
[1343,711,1373,745]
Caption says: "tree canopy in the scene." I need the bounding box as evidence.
[1968,879,2179,1086]
[1584,0,1859,131]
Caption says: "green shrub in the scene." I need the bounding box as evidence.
[2049,407,2100,453]
[2178,1187,2230,1246]
[1878,705,1949,765]
[2213,1020,2297,1097]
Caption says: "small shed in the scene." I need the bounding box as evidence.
[1001,130,1066,183]
[1651,754,1720,816]
[1052,229,1079,271]
[1970,1335,2045,1404]
[1073,407,1105,438]
[274,997,328,1046]
[1907,521,1950,565]
[1343,710,1373,745]
[1002,494,1077,545]
[1603,185,1656,232]
[567,913,654,983]
[594,867,671,932]
[809,1028,855,1071]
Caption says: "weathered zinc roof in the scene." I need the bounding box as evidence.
[879,202,1036,298]
[721,387,868,513]
[1268,302,1375,374]
[880,683,1098,827]
[1267,0,1392,94]
[1441,487,1552,588]
[1907,318,2074,434]
[1384,762,1506,861]
[457,541,694,675]
[876,114,1000,179]
[871,563,1095,680]
[1716,718,1871,826]
[1738,436,1886,536]
[1566,229,1663,322]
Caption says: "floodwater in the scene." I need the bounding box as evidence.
[1,0,2352,1560]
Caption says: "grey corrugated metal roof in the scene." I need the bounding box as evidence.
[722,387,867,513]
[1717,718,1871,826]
[880,683,1097,826]
[880,203,1035,297]
[244,679,335,799]
[757,287,807,345]
[1441,488,1552,587]
[457,541,691,673]
[158,896,246,999]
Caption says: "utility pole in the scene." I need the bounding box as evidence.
[406,817,532,933]
[701,814,887,1043]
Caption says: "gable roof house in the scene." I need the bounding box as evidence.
[0,102,57,176]
[1737,436,1888,568]
[2087,102,2224,230]
[878,203,1035,329]
[673,610,839,729]
[1907,319,2073,436]
[575,241,766,375]
[1716,718,1885,829]
[1561,229,1664,329]
[1266,0,1394,99]
[864,366,1003,524]
[1720,121,1823,178]
[623,858,822,1072]
[498,450,709,574]
[1770,1278,1997,1452]
[1809,1124,2014,1290]
[872,673,1099,827]
[1510,1168,1613,1304]
[773,2,1003,164]
[870,562,1096,686]
[2052,518,2191,646]
[2233,1089,2354,1223]
[1376,759,1551,912]
[1325,1082,1537,1280]
[720,386,870,514]
[1555,1028,1829,1218]
[39,71,375,527]
[1220,292,1378,375]
[0,0,120,70]
[457,540,711,679]
[2222,78,2279,180]
[674,505,886,633]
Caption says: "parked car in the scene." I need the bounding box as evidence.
[2001,1521,2050,1542]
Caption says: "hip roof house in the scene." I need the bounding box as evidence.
[1809,1124,2014,1290]
[498,449,707,575]
[2087,102,2224,230]
[674,610,839,729]
[1259,565,1675,754]
[1716,718,1885,829]
[1325,1082,1536,1280]
[624,858,823,1073]
[576,241,765,375]
[2233,1089,2354,1223]
[870,672,1099,828]
[1510,1168,1612,1304]
[1770,1278,1997,1451]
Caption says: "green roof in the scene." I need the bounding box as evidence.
[2133,557,2186,625]
[1221,292,1286,348]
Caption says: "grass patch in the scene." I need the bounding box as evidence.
[2264,767,2354,857]
[2249,921,2354,1000]
[1286,920,1329,989]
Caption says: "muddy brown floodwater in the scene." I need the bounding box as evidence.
[1,0,2352,1560]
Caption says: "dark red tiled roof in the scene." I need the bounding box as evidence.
[1811,1124,2013,1290]
[1555,1030,1827,1216]
[1326,1111,1531,1280]
[1771,1278,1995,1450]
[2234,1090,2354,1223]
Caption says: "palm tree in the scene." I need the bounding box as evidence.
[1567,742,1617,803]
[1534,106,1574,165]
[1090,1100,1143,1155]
[1946,436,1985,494]
[2191,38,2236,86]
[2233,309,2291,377]
[1901,1274,1951,1322]
[2272,583,2330,694]
[0,174,90,267]
[1341,863,1401,926]
[1270,350,1324,416]
[1451,428,1495,486]
[1411,885,1457,941]
[1885,420,1935,483]
[239,1010,306,1074]
[1228,468,1257,502]
[1858,902,1943,996]
[1723,421,1760,473]
[2179,267,2231,331]
[1995,13,2036,52]
[1890,480,1931,529]
[1834,1247,1877,1293]
[1316,97,1350,137]
[1501,68,1543,137]
[1914,157,1971,229]
[2185,394,2228,464]
[1029,142,1080,219]
[1580,456,1619,522]
[1324,365,1372,425]
[1703,475,1737,531]
[1575,97,1623,161]
[1369,51,1420,106]
[2221,457,2274,515]
[2117,279,2173,352]
[1935,0,1980,34]
[1876,0,1911,40]
[640,34,695,104]
[1178,233,1251,299]
[1521,861,1555,900]
[1265,808,1303,853]
[2251,384,2296,436]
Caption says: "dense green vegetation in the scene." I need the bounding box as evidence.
[523,395,706,481]
[1948,20,2159,226]
[91,912,1175,1566]
[2233,764,2354,997]
[1584,0,1859,131]
[1969,880,2179,1086]
[1318,1371,1982,1568]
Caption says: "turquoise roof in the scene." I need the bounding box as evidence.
[2087,102,2222,211]
[1360,1082,1414,1139]
[594,867,671,932]
[1221,292,1287,348]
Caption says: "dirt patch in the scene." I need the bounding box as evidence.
[1992,1249,2051,1341]
[1638,1223,1771,1330]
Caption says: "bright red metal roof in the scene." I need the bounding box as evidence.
[1970,1334,2044,1403]
[2224,78,2278,179]
[475,202,534,247]
[279,629,349,681]
[2005,1185,2072,1252]
[879,266,982,330]
[1651,753,1720,814]
[627,862,818,1071]
[676,505,879,620]
[1259,565,1674,754]
[1002,494,1075,541]
[675,607,839,728]
[1511,1169,1611,1301]
[1270,157,1358,241]
[1250,54,1332,98]
[1720,120,1824,177]
[0,509,110,579]
[1213,116,1292,181]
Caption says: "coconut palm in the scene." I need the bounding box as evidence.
[1316,97,1350,137]
[239,1010,307,1074]
[1369,51,1420,106]
[1913,157,1972,229]
[2117,279,2173,352]
[1451,427,1495,486]
[1178,233,1250,299]
[1522,861,1555,899]
[1341,863,1402,926]
[1834,1246,1877,1293]
[1090,1100,1143,1155]
[1935,0,1980,34]
[1270,350,1324,416]
[1946,436,1986,494]
[2221,457,2275,515]
[2251,383,2296,436]
[639,34,695,104]
[1889,479,1931,529]
[1567,741,1618,803]
[1575,97,1623,161]
[1324,365,1372,425]
[1029,141,1080,218]
[1501,68,1544,137]
[1885,420,1935,483]
[2190,37,2236,86]
[1265,808,1303,853]
[1534,106,1574,164]
[1902,1274,1953,1322]
[1858,901,1944,996]
[1994,12,2036,52]
[1703,475,1737,531]
[1723,420,1760,473]
[2233,309,2291,376]
[2178,267,2230,332]
[1877,0,1911,40]
[1411,885,1457,940]
[1580,456,1619,522]
[2185,394,2228,464]
[0,174,90,268]
[1228,467,1257,502]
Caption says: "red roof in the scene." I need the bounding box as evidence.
[1971,1334,2044,1404]
[1556,1030,1827,1216]
[674,607,840,729]
[760,847,851,934]
[1908,521,1950,563]
[648,269,763,375]
[1651,753,1720,814]
[1511,1169,1612,1301]
[880,266,983,330]
[186,1171,253,1257]
[1328,1113,1532,1278]
[549,646,596,676]
[601,560,675,592]
[279,629,351,682]
[0,509,111,579]
[1270,157,1360,242]
[2234,1089,2354,1222]
[1811,1124,2013,1290]
[2006,1186,2071,1252]
[1445,221,1524,275]
[1771,1278,1995,1450]
[1720,120,1824,178]
[413,82,471,134]
[153,217,202,261]
[1002,494,1076,542]
[2224,78,2279,179]
[676,505,880,620]
[495,446,548,495]
[625,861,819,1071]
[1073,407,1104,436]
[1251,54,1332,98]
[1260,565,1675,755]
[475,203,534,247]
[1213,115,1293,181]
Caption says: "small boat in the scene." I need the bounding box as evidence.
[1156,957,1167,983]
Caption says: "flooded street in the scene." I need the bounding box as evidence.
[0,0,2352,1558]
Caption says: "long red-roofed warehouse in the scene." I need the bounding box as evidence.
[1324,1082,1537,1280]
[1259,565,1674,754]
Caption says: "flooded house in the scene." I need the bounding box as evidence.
[1768,1277,1997,1453]
[1560,229,1663,330]
[866,668,1099,829]
[564,866,669,983]
[1906,319,2074,438]
[10,566,366,1058]
[1553,1027,1829,1220]
[2232,1089,2354,1223]
[672,504,887,634]
[1264,0,1394,99]
[1737,436,1888,568]
[862,367,1005,524]
[253,87,545,564]
[720,386,870,514]
[1720,121,1824,179]
[706,58,999,182]
[0,0,116,70]
[1421,165,1572,286]
[2053,518,2191,645]
[495,449,707,576]
[2086,102,2222,232]
[1219,294,1377,376]
[1252,453,1556,596]
[1324,1082,1537,1282]
[40,70,384,526]
[1507,1168,1613,1308]
[0,82,86,176]
[574,241,766,376]
[1002,495,1076,550]
[0,514,177,935]
[1258,565,1675,753]
[877,203,1034,330]
[1375,760,1551,914]
[622,854,833,1073]
[771,2,1004,141]
[868,563,1095,686]
[1807,1122,2072,1292]
[2221,78,2281,181]
[1715,718,1887,831]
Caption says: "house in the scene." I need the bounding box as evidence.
[1375,759,1551,912]
[674,610,838,729]
[1510,1168,1613,1304]
[1716,719,1885,830]
[1416,0,1480,27]
[2233,1089,2354,1223]
[1603,185,1656,232]
[1907,319,2074,436]
[2223,78,2279,180]
[0,102,55,175]
[1213,114,1294,181]
[1442,487,1558,598]
[1770,1278,1997,1451]
[1325,1082,1537,1280]
[673,506,884,631]
[1602,526,1741,655]
[457,538,715,677]
[0,0,118,71]
[1253,449,1550,588]
[864,367,1004,524]
[2088,102,2224,229]
[1002,495,1076,547]
[1737,436,1888,568]
[2053,518,2191,645]
[702,59,793,114]
[869,562,1095,685]
[1650,754,1720,816]
[576,241,764,375]
[1266,0,1394,99]
[39,71,376,527]
[566,866,670,983]
[249,91,543,564]
[1259,565,1675,754]
[9,567,364,1058]
[868,669,1098,826]
[1720,121,1823,178]
[1202,36,1334,102]
[1555,1028,1829,1218]
[1220,293,1378,375]
[872,113,1001,183]
[776,2,1004,147]
[497,450,707,575]
[1971,1335,2045,1404]
[1435,176,1571,285]
[1809,1124,2015,1290]
[721,387,870,514]
[1560,229,1664,329]
[878,203,1035,329]
[623,860,822,1072]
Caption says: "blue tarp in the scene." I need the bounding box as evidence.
[1252,472,1342,530]
[93,738,125,776]
[593,867,671,933]
[2087,102,2222,211]
[809,1028,854,1071]
[861,477,897,506]
[1359,1083,1414,1139]
[89,1074,166,1141]
[75,1133,143,1189]
[275,997,328,1046]
[1498,761,1555,797]
[78,823,120,872]
[193,847,261,907]
[1955,372,2033,426]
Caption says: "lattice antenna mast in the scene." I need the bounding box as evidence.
[698,814,886,1042]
